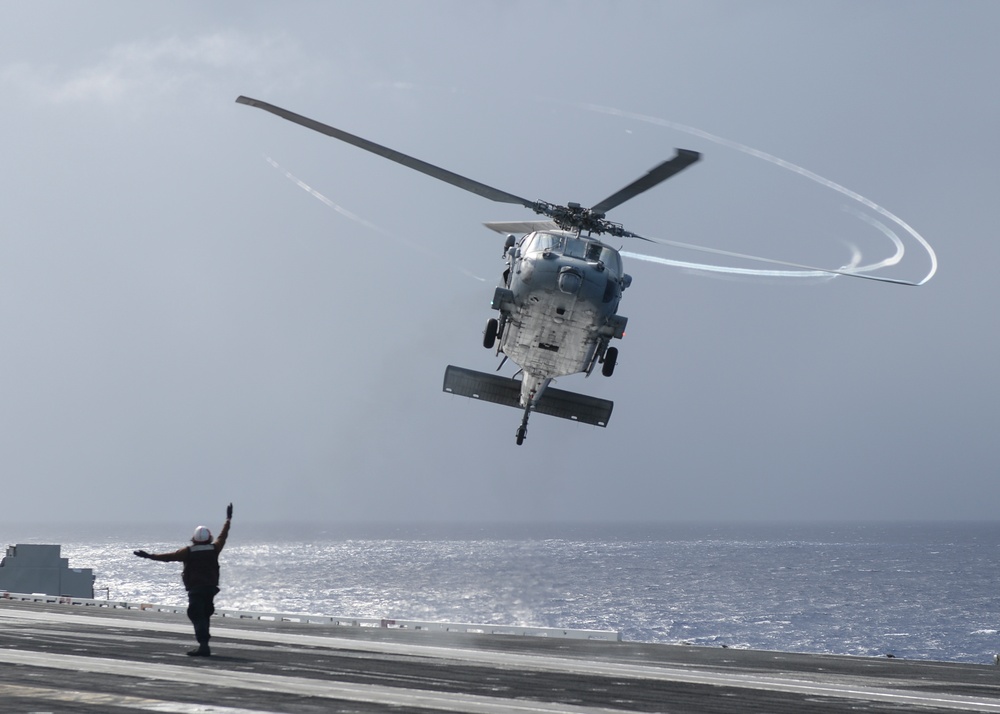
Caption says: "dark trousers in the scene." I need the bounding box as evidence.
[187,587,219,645]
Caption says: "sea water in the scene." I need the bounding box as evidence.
[5,522,999,663]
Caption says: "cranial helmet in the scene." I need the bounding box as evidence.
[192,526,212,543]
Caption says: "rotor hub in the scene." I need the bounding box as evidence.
[531,201,628,237]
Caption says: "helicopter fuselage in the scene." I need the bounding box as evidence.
[490,230,630,411]
[235,95,702,445]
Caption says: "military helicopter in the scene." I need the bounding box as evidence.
[236,96,916,445]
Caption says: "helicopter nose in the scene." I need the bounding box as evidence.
[558,267,583,294]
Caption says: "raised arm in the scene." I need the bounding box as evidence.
[215,503,233,552]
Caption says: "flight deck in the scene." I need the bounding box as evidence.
[2,598,1000,713]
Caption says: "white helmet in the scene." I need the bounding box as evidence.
[192,526,212,543]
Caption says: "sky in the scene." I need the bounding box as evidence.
[1,2,997,528]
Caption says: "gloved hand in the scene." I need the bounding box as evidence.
[226,503,233,520]
[133,550,150,559]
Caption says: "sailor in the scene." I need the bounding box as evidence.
[134,503,233,657]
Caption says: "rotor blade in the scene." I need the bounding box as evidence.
[590,149,701,215]
[483,220,560,234]
[237,96,536,209]
[625,231,920,286]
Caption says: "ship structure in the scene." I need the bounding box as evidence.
[0,544,94,598]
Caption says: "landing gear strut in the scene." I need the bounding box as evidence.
[515,404,531,446]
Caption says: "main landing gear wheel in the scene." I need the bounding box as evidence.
[483,318,499,349]
[602,346,618,377]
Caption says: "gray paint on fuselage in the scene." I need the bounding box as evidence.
[500,231,626,385]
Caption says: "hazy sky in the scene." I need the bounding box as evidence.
[1,2,996,527]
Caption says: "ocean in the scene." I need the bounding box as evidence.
[5,521,999,664]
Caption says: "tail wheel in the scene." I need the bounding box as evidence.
[483,318,499,349]
[601,346,618,377]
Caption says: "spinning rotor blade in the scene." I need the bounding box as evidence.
[591,149,701,215]
[237,96,536,209]
[627,230,920,286]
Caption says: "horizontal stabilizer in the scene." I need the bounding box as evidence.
[443,366,612,427]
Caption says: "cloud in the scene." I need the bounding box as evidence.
[1,31,303,105]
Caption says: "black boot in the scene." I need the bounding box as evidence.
[187,644,211,657]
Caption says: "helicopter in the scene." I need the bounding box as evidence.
[236,96,918,445]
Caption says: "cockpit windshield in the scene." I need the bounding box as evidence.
[523,231,623,275]
[563,237,589,259]
[568,237,623,274]
[599,246,623,274]
[523,232,564,254]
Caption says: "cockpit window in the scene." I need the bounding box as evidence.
[569,239,623,274]
[564,237,588,258]
[600,246,623,274]
[523,232,622,275]
[524,232,564,254]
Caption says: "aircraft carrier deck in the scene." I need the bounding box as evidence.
[3,598,1000,713]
